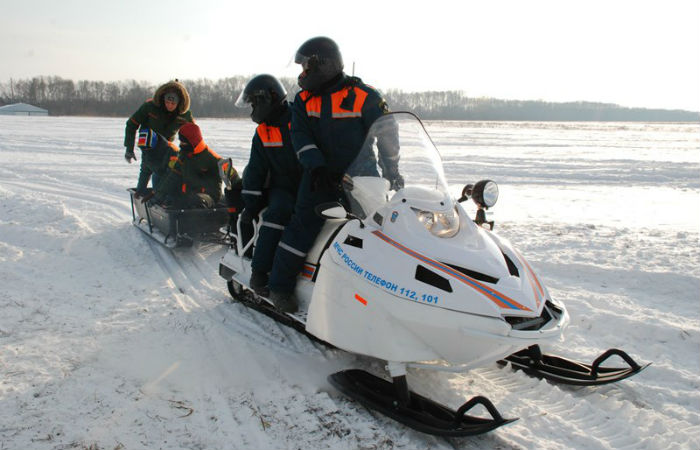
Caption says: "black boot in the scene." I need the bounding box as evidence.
[249,270,269,295]
[269,290,298,313]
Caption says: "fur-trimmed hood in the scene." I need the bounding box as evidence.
[153,80,191,114]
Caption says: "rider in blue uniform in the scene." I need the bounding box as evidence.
[268,36,403,312]
[236,74,301,294]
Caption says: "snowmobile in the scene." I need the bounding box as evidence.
[128,188,231,248]
[218,112,648,437]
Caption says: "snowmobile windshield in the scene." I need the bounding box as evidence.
[343,112,452,219]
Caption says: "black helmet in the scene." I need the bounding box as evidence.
[295,36,344,92]
[235,74,287,124]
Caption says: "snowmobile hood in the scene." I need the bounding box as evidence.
[335,112,550,319]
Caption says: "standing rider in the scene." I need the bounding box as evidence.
[123,80,193,196]
[267,36,403,312]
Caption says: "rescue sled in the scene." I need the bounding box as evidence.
[218,112,648,437]
[128,188,231,248]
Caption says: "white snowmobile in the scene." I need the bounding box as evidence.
[218,112,647,436]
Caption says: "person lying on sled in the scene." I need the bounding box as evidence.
[149,123,239,209]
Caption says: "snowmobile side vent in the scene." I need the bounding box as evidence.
[415,265,453,292]
[442,263,499,284]
[344,235,363,248]
[504,300,561,330]
[373,212,384,226]
[501,252,519,277]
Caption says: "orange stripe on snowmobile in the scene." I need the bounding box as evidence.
[513,249,544,308]
[355,294,367,305]
[300,264,316,279]
[371,230,531,312]
[256,124,283,147]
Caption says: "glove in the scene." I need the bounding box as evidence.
[140,191,155,204]
[390,173,404,191]
[125,148,137,163]
[385,167,404,191]
[148,190,165,207]
[310,166,339,192]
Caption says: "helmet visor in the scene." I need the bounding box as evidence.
[235,89,271,109]
[235,90,252,108]
[295,53,323,72]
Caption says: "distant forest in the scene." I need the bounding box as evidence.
[1,75,698,122]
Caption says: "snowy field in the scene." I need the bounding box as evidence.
[1,116,699,450]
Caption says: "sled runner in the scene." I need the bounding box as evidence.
[218,112,648,437]
[128,188,231,247]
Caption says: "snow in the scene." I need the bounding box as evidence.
[1,116,699,449]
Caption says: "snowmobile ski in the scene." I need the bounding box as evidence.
[329,369,516,437]
[501,345,650,386]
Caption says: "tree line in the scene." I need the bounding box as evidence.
[1,75,698,122]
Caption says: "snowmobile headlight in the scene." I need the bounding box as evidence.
[412,207,460,238]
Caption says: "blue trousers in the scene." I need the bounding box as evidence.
[268,173,344,293]
[251,189,296,274]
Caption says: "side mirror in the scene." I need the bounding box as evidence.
[315,202,349,220]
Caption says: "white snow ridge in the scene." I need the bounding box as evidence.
[1,116,698,449]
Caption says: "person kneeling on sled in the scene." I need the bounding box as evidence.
[123,80,194,196]
[151,123,238,209]
[234,74,302,295]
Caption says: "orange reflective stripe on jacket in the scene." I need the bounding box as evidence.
[256,124,284,147]
[301,87,368,119]
[305,97,322,118]
[331,87,367,118]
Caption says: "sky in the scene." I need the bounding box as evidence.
[1,0,699,112]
